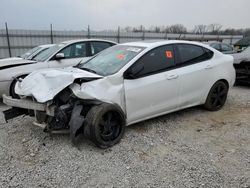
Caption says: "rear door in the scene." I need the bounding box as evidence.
[124,45,181,124]
[48,42,89,68]
[174,44,214,108]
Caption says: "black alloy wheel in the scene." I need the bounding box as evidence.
[204,81,229,111]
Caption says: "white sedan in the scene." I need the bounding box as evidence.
[3,40,235,148]
[0,39,116,98]
[0,44,54,62]
[0,44,54,68]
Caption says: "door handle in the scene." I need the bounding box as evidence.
[205,65,213,69]
[167,74,179,80]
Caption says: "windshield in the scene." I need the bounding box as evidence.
[21,46,41,59]
[242,46,250,52]
[33,43,66,62]
[28,47,49,60]
[78,45,145,76]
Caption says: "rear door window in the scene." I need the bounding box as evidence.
[176,44,213,66]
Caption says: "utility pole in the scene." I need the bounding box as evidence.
[117,26,120,43]
[5,22,12,57]
[87,25,90,39]
[50,24,53,44]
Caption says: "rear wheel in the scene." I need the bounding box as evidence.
[204,81,228,111]
[84,103,126,148]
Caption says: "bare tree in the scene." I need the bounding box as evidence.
[148,25,166,33]
[208,24,222,34]
[148,25,156,33]
[193,25,208,34]
[132,25,145,32]
[244,28,250,37]
[168,24,187,34]
[123,26,133,32]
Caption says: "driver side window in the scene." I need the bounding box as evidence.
[131,45,175,78]
[60,42,87,59]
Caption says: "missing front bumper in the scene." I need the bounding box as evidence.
[2,94,85,144]
[2,94,55,122]
[3,94,46,111]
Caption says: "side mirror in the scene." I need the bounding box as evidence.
[124,63,144,79]
[55,53,65,60]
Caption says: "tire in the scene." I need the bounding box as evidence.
[84,103,126,149]
[204,81,229,111]
[10,75,26,99]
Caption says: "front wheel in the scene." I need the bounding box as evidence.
[10,76,26,98]
[204,81,229,111]
[84,103,126,148]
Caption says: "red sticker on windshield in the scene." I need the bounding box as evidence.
[165,51,173,58]
[117,54,125,60]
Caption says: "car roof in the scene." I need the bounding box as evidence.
[121,40,211,49]
[61,39,117,45]
[205,41,220,44]
[38,44,55,48]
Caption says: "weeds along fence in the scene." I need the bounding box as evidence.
[0,26,243,58]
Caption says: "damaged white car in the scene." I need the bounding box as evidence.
[231,46,250,84]
[0,39,116,98]
[3,40,235,148]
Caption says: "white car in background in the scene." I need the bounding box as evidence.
[0,44,54,63]
[3,40,235,148]
[231,46,250,64]
[0,39,116,98]
[20,44,55,60]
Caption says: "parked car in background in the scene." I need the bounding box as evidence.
[3,40,235,148]
[206,41,234,54]
[234,37,250,52]
[20,44,55,60]
[0,44,54,63]
[231,46,250,83]
[0,39,117,98]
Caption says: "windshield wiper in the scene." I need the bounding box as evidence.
[74,61,84,68]
[79,67,97,74]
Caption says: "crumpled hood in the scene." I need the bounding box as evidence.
[230,47,250,64]
[0,58,36,69]
[15,67,103,103]
[0,57,22,62]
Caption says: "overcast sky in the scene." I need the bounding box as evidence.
[0,0,249,31]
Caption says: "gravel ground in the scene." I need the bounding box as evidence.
[0,86,249,188]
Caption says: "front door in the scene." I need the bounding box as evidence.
[124,45,180,124]
[48,42,89,68]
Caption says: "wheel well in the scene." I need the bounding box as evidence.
[217,79,229,89]
[9,74,28,96]
[203,79,229,103]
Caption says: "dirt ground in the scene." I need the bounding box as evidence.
[0,86,249,188]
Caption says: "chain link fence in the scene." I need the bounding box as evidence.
[0,24,243,59]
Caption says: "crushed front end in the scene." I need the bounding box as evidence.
[3,87,99,143]
[2,67,126,148]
